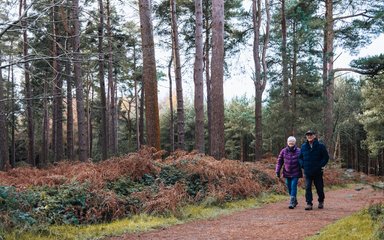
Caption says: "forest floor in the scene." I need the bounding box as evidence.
[108,185,383,240]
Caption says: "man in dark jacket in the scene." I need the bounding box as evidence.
[299,130,329,210]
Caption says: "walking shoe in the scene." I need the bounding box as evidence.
[289,196,295,209]
[305,204,313,210]
[318,202,324,209]
[293,198,298,207]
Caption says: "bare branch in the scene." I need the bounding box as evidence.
[0,2,33,39]
[333,67,374,75]
[333,10,371,21]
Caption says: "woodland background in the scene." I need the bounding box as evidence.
[0,0,384,175]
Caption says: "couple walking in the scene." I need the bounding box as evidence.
[275,130,329,210]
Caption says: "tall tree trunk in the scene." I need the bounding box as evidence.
[168,56,175,152]
[98,0,108,160]
[139,83,145,146]
[65,56,74,160]
[194,0,205,153]
[281,0,290,138]
[204,0,211,155]
[170,0,185,150]
[323,0,335,158]
[41,80,49,166]
[9,43,16,167]
[52,0,64,162]
[86,75,94,158]
[291,21,298,136]
[106,0,117,155]
[72,0,88,161]
[0,58,10,171]
[21,0,35,166]
[210,0,225,160]
[252,0,270,161]
[133,45,141,150]
[139,0,160,149]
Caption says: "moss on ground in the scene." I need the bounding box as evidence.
[306,210,375,240]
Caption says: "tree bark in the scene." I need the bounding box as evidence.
[65,58,74,160]
[0,58,10,171]
[42,80,49,167]
[21,0,35,166]
[170,0,185,150]
[210,0,225,160]
[281,0,290,138]
[194,0,205,153]
[72,0,88,161]
[106,0,117,155]
[323,0,335,158]
[291,21,298,136]
[253,0,270,161]
[52,0,64,162]
[168,56,175,152]
[98,0,108,160]
[139,0,160,150]
[204,0,211,155]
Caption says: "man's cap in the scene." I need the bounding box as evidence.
[305,130,316,135]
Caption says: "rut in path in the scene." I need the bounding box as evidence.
[109,185,383,240]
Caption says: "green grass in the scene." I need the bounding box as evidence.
[3,193,287,240]
[306,210,375,240]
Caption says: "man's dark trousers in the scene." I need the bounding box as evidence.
[305,171,324,205]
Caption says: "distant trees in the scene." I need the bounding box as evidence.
[0,0,383,177]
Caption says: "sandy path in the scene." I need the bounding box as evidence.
[109,185,383,240]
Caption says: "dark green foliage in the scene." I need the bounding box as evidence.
[350,54,384,76]
[368,203,384,221]
[368,203,384,239]
[186,173,207,197]
[159,165,185,185]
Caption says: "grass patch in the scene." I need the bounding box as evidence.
[306,210,375,240]
[4,193,286,240]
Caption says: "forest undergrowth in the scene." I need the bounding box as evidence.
[0,146,380,238]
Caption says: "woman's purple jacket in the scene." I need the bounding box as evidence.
[275,145,303,178]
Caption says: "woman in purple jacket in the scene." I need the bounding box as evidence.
[275,136,302,209]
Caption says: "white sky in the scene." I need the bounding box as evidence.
[222,34,384,100]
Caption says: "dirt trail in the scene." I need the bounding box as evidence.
[110,185,383,240]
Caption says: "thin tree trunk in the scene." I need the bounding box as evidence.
[291,21,297,136]
[0,57,10,171]
[253,0,270,161]
[133,45,141,150]
[21,0,35,166]
[86,74,94,158]
[98,0,108,160]
[204,0,211,155]
[106,0,117,155]
[281,0,290,138]
[170,0,185,150]
[168,56,175,152]
[139,0,160,149]
[210,0,225,160]
[72,0,88,161]
[52,0,64,162]
[9,43,16,167]
[41,80,49,166]
[63,0,74,161]
[139,83,145,146]
[194,0,205,153]
[65,57,74,160]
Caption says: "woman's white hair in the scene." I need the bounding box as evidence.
[287,136,296,143]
